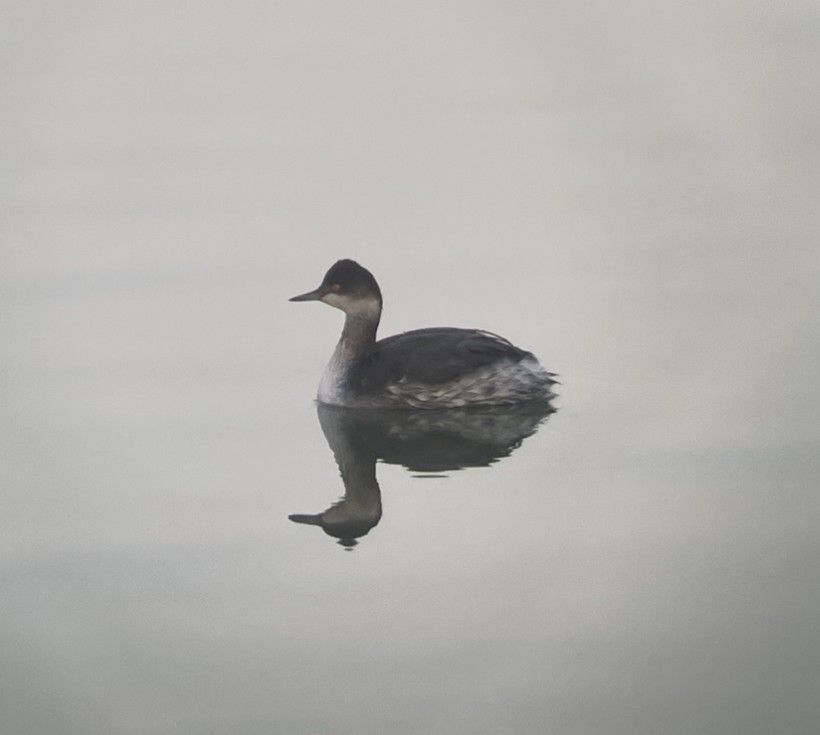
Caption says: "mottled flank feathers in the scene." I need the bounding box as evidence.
[346,328,556,409]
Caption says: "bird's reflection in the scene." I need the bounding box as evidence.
[289,401,555,549]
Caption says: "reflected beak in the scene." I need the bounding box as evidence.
[288,513,323,526]
[289,286,325,302]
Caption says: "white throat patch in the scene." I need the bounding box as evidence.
[321,293,381,319]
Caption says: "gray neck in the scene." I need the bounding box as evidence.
[339,312,380,362]
[317,306,381,405]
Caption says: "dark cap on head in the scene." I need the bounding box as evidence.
[290,259,382,303]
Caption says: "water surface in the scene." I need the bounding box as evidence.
[2,2,819,734]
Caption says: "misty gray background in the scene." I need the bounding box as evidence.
[2,2,819,734]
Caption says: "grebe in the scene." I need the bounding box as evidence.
[290,260,556,409]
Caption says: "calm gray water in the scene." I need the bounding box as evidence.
[3,3,819,734]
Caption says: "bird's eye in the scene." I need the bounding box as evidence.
[330,283,341,292]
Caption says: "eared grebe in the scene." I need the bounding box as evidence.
[290,260,556,409]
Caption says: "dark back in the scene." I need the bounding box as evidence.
[350,327,532,392]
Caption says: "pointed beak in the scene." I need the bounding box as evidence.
[289,286,325,302]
